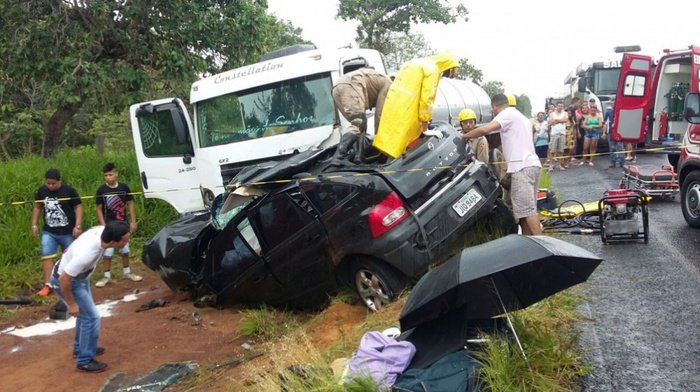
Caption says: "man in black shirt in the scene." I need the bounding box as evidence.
[31,168,83,296]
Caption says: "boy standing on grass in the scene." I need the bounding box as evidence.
[94,163,142,287]
[31,168,84,296]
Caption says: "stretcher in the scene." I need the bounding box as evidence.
[618,164,679,199]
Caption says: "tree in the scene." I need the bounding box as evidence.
[456,58,483,85]
[337,0,468,54]
[382,32,436,70]
[515,94,533,118]
[0,1,306,157]
[482,81,505,99]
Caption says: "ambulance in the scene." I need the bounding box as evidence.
[611,45,700,168]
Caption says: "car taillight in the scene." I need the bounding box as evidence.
[369,192,408,238]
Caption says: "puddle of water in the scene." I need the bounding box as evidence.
[5,293,141,339]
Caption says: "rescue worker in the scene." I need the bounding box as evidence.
[457,108,489,163]
[373,53,459,159]
[331,67,392,136]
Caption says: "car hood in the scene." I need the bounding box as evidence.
[142,212,212,290]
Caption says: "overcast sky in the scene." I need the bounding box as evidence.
[267,0,699,114]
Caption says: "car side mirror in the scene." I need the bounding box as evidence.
[684,93,700,124]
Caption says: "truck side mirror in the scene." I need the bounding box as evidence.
[684,93,700,124]
[577,78,586,93]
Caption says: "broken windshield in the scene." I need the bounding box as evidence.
[196,72,336,147]
[212,186,265,229]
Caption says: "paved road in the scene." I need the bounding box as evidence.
[545,154,700,391]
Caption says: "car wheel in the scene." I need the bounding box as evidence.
[352,259,407,312]
[681,171,700,228]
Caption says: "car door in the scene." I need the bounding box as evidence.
[201,217,281,305]
[612,54,654,143]
[250,191,335,307]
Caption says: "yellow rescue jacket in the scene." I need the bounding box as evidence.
[373,53,459,158]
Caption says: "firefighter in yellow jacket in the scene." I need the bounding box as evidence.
[373,53,459,159]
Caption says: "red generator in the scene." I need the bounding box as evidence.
[598,189,649,244]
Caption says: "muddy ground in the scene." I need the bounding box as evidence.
[0,266,368,392]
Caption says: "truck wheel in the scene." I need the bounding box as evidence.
[352,259,407,312]
[681,171,700,228]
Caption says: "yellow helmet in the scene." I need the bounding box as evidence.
[506,93,517,106]
[458,108,477,122]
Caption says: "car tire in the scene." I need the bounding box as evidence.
[681,171,700,228]
[352,259,407,312]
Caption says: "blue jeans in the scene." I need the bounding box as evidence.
[41,232,75,257]
[50,275,100,365]
[609,138,626,166]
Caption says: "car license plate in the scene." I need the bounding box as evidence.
[452,189,483,217]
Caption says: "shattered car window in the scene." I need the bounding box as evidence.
[214,203,249,230]
[213,186,265,230]
[237,218,262,256]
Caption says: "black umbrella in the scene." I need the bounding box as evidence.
[400,234,603,332]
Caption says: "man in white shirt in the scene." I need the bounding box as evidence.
[49,221,131,372]
[461,94,542,235]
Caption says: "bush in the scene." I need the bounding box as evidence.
[0,147,177,297]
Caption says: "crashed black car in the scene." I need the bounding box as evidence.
[143,123,515,310]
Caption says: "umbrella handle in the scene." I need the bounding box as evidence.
[491,277,531,369]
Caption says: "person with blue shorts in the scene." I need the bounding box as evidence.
[31,168,83,296]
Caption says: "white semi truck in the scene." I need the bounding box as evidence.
[129,45,492,213]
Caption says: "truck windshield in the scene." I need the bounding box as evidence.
[593,68,620,95]
[197,72,335,148]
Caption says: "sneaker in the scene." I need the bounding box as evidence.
[588,162,594,166]
[73,347,105,358]
[95,277,110,288]
[578,161,585,166]
[124,273,142,282]
[36,285,53,297]
[77,359,107,373]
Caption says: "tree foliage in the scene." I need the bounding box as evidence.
[337,0,468,54]
[0,0,306,158]
[515,94,533,118]
[382,32,436,71]
[482,81,505,99]
[456,58,484,85]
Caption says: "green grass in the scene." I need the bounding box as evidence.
[239,306,302,340]
[0,147,178,300]
[476,292,589,392]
